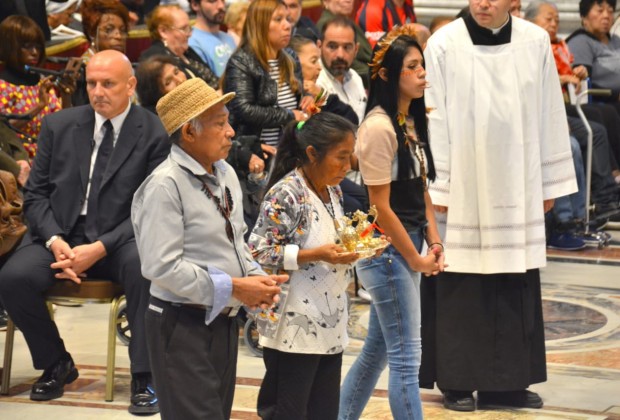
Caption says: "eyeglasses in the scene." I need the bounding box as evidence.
[98,25,128,38]
[168,25,193,35]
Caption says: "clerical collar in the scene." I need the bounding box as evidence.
[464,13,512,46]
[0,67,41,86]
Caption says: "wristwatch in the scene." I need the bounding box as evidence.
[45,235,62,250]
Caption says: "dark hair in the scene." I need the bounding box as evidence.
[579,0,616,16]
[136,55,180,108]
[320,15,357,41]
[81,0,130,44]
[0,15,46,70]
[289,35,315,54]
[367,35,436,182]
[266,112,356,191]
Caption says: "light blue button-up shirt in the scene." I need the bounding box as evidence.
[132,144,264,324]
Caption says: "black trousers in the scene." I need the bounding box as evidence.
[0,222,151,374]
[420,269,546,392]
[145,297,238,420]
[566,115,619,205]
[566,102,620,171]
[258,347,343,420]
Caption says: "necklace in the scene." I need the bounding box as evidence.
[397,112,428,190]
[299,168,340,230]
[180,165,236,242]
[186,169,235,243]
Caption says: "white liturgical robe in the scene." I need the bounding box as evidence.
[424,17,577,274]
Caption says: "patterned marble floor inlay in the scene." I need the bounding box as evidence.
[543,284,620,356]
[543,300,607,340]
[1,253,619,419]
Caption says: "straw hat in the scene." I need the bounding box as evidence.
[156,78,235,135]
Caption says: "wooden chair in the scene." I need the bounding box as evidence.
[1,280,125,401]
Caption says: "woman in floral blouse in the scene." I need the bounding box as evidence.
[248,112,359,420]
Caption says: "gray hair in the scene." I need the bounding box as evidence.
[169,115,203,145]
[524,0,558,21]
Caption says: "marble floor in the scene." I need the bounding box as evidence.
[1,231,619,419]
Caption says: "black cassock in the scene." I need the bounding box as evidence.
[419,269,547,391]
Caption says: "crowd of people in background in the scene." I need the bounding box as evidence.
[1,0,620,419]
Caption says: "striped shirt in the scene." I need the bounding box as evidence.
[260,59,298,148]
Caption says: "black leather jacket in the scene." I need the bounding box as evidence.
[139,40,220,90]
[223,46,304,139]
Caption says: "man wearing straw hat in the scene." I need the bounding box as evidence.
[131,78,289,420]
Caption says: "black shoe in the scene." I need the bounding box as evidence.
[478,390,543,409]
[129,373,159,415]
[30,354,79,401]
[443,390,476,412]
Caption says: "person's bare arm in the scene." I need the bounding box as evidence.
[423,191,445,274]
[368,184,438,274]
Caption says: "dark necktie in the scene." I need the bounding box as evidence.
[85,120,114,241]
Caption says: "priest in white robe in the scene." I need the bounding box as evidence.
[420,0,577,412]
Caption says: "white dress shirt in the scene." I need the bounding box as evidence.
[316,62,367,125]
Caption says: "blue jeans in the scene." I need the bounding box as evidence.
[339,228,425,420]
[554,135,586,222]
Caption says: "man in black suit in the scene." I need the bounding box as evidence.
[0,50,169,415]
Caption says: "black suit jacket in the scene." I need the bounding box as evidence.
[24,104,170,253]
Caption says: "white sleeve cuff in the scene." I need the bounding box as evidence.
[204,267,233,325]
[283,244,300,271]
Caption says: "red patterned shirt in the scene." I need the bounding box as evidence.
[551,38,574,77]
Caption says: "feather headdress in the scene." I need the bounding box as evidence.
[368,25,420,80]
